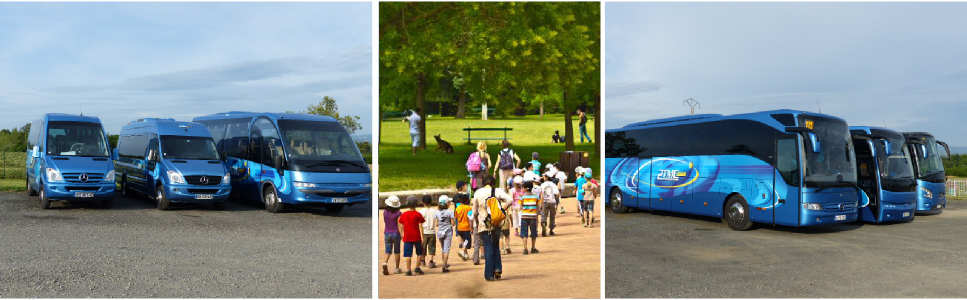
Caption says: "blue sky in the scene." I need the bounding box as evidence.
[0,2,372,135]
[606,2,967,146]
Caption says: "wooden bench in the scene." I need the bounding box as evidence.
[462,127,513,144]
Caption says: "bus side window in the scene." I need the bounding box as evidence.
[776,137,800,186]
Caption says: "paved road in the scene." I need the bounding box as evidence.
[606,200,967,298]
[0,192,371,298]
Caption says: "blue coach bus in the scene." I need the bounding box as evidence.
[25,113,116,209]
[605,109,862,230]
[902,132,950,213]
[850,126,917,223]
[194,112,371,213]
[115,119,232,210]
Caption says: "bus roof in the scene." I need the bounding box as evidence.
[850,126,904,139]
[193,111,338,123]
[120,119,213,137]
[43,113,102,124]
[610,109,842,132]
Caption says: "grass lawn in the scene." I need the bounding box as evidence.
[378,114,598,191]
[1,179,26,192]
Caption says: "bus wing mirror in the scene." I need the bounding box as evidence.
[807,132,821,153]
[219,151,227,161]
[920,144,928,159]
[112,148,119,160]
[32,146,40,158]
[881,139,892,156]
[274,156,285,176]
[148,149,159,162]
[938,141,951,158]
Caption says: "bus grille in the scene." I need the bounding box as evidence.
[822,202,855,212]
[62,173,104,183]
[187,189,219,195]
[184,175,222,185]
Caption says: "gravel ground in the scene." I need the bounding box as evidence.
[0,192,372,298]
[606,200,967,298]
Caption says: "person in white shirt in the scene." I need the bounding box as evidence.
[539,175,560,236]
[402,109,422,155]
[418,194,439,268]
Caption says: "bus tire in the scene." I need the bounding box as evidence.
[156,186,171,211]
[723,195,753,231]
[610,188,629,214]
[212,201,227,211]
[323,204,344,214]
[27,178,38,196]
[39,185,52,209]
[264,187,284,213]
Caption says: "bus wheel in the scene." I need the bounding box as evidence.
[156,186,171,211]
[264,187,284,213]
[323,204,344,214]
[38,186,52,209]
[27,178,38,196]
[610,188,629,214]
[723,195,753,231]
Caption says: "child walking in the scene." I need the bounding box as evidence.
[582,170,598,227]
[519,181,542,254]
[382,196,403,275]
[419,195,439,268]
[398,196,425,276]
[435,195,456,273]
[453,193,473,261]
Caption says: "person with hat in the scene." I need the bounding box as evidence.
[575,166,587,218]
[581,169,598,227]
[435,195,455,273]
[382,196,403,275]
[529,152,542,176]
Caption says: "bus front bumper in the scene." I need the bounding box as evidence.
[291,188,371,205]
[164,185,231,203]
[800,209,858,226]
[880,202,917,222]
[43,182,115,201]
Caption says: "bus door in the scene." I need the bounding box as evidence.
[853,137,880,221]
[145,134,160,193]
[633,155,650,210]
[774,135,802,225]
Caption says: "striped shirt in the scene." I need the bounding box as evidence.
[520,194,540,219]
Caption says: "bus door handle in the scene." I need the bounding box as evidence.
[778,199,786,204]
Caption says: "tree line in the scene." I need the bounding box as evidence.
[379,2,601,151]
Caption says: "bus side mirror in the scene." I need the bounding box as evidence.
[920,144,928,159]
[274,156,285,176]
[807,132,821,153]
[148,149,159,162]
[220,151,227,162]
[32,146,40,158]
[881,140,892,156]
[112,148,119,160]
[938,140,951,159]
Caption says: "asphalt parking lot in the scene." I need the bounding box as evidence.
[0,192,371,298]
[606,200,967,298]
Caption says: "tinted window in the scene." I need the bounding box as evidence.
[654,126,685,157]
[161,136,219,160]
[118,134,149,158]
[723,120,776,162]
[626,128,658,158]
[197,118,250,159]
[46,121,110,157]
[683,122,723,157]
[606,131,647,158]
[776,137,800,186]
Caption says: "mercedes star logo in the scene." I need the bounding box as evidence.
[80,173,89,182]
[336,168,341,172]
[200,176,209,184]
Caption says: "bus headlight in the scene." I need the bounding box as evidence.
[222,173,231,184]
[920,186,933,199]
[104,170,115,182]
[294,182,316,188]
[803,203,823,211]
[46,168,63,182]
[167,171,185,184]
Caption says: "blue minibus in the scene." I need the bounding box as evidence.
[605,109,861,230]
[902,132,950,213]
[25,113,116,209]
[114,119,231,210]
[194,112,371,213]
[849,126,917,223]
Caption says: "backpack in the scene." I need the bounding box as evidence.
[466,152,482,172]
[498,149,515,170]
[484,188,507,228]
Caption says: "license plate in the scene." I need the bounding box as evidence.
[903,212,910,217]
[75,192,94,198]
[332,198,348,203]
[835,215,846,221]
[195,195,213,200]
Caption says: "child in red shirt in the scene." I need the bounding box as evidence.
[398,196,426,276]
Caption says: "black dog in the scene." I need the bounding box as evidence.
[434,134,454,154]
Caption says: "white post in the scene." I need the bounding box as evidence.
[482,102,488,121]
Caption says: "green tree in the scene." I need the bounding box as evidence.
[303,96,363,135]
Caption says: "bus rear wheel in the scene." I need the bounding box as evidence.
[264,187,284,213]
[610,188,629,214]
[723,195,753,231]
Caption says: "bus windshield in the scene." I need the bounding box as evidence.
[161,136,220,160]
[46,121,110,157]
[801,117,857,189]
[277,119,368,173]
[873,131,916,192]
[917,136,945,181]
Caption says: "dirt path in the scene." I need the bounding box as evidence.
[377,195,600,298]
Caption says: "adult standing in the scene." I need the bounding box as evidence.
[493,140,521,193]
[403,109,422,155]
[578,108,592,143]
[472,175,513,281]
